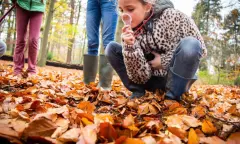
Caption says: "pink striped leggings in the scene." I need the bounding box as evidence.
[14,5,43,74]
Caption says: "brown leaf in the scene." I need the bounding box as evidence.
[115,136,128,144]
[148,104,159,115]
[168,127,187,140]
[188,128,199,144]
[182,115,202,128]
[58,128,81,142]
[201,120,217,134]
[23,117,57,138]
[99,122,117,142]
[138,103,149,115]
[94,114,114,124]
[77,124,98,144]
[200,136,225,144]
[191,106,206,118]
[0,123,19,138]
[77,101,95,113]
[113,95,128,106]
[30,100,41,110]
[123,114,135,127]
[227,132,240,144]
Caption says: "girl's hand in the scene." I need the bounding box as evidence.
[121,25,135,45]
[149,51,162,69]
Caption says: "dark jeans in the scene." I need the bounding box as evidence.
[105,37,202,95]
[86,0,118,56]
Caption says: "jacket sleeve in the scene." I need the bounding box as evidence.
[122,41,152,84]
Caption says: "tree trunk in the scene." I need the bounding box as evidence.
[66,0,75,64]
[80,31,87,65]
[6,10,12,51]
[38,0,55,67]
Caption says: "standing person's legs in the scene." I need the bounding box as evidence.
[13,6,29,75]
[101,0,118,49]
[99,0,118,89]
[27,11,43,74]
[86,0,101,56]
[84,0,102,84]
[165,37,202,101]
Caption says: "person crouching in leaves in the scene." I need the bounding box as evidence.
[105,0,207,100]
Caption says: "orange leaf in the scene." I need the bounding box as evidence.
[77,101,95,113]
[16,104,24,111]
[123,138,145,144]
[115,136,128,144]
[191,106,206,118]
[188,128,199,144]
[99,122,117,142]
[78,113,94,122]
[227,132,240,144]
[201,120,217,134]
[123,114,135,127]
[168,127,187,140]
[81,117,93,125]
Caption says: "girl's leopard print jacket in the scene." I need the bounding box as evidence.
[122,8,207,84]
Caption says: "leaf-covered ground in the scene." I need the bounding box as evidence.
[0,62,239,144]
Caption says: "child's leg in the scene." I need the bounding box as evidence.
[105,42,145,98]
[13,6,29,74]
[27,11,43,74]
[166,37,202,100]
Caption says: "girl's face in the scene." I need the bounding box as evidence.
[118,0,152,28]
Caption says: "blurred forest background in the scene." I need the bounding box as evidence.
[0,0,239,85]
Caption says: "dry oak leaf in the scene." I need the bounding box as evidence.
[77,101,96,114]
[201,120,217,134]
[123,114,135,127]
[191,106,206,118]
[227,132,240,144]
[200,136,225,144]
[99,122,118,142]
[77,124,98,144]
[188,128,199,144]
[22,117,57,138]
[58,128,81,142]
[123,138,145,144]
[167,127,187,140]
[94,114,114,124]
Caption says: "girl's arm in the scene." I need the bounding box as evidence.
[122,41,152,84]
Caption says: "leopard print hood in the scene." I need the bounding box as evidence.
[153,0,174,16]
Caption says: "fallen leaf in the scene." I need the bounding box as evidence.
[138,103,149,115]
[227,132,240,144]
[168,127,187,140]
[58,128,81,142]
[123,114,135,127]
[188,128,199,144]
[200,136,225,144]
[141,136,157,144]
[77,101,95,113]
[22,117,57,139]
[99,122,117,142]
[123,138,145,144]
[201,120,217,134]
[77,124,98,144]
[191,106,206,118]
